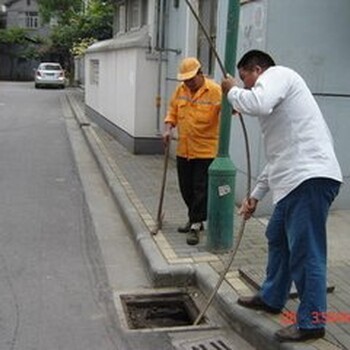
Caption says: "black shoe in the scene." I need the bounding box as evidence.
[177,221,191,233]
[178,222,204,233]
[237,295,281,314]
[275,324,325,342]
[186,229,199,245]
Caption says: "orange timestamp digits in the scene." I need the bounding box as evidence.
[281,311,350,325]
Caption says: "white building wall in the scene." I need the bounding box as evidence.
[86,46,137,136]
[229,0,350,214]
[84,1,199,154]
[85,25,165,153]
[134,51,161,136]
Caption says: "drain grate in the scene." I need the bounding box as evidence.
[120,291,206,330]
[174,335,237,350]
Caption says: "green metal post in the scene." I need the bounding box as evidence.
[207,0,240,252]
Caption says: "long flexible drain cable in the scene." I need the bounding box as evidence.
[194,117,251,325]
[183,0,252,325]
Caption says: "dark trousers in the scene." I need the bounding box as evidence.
[259,178,340,329]
[176,157,213,224]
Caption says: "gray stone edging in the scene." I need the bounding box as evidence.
[66,94,196,287]
[84,124,196,286]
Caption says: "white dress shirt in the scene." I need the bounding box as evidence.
[227,66,342,204]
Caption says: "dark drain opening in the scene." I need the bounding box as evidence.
[121,292,205,329]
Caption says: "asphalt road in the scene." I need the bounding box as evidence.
[0,82,119,349]
[0,82,253,350]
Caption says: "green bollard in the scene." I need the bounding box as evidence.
[207,157,236,252]
[207,0,240,252]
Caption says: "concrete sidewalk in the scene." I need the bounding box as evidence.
[66,89,350,350]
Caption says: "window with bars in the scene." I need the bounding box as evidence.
[90,59,99,85]
[25,11,38,28]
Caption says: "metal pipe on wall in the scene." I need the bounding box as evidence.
[155,0,165,135]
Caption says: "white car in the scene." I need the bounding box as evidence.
[35,62,66,89]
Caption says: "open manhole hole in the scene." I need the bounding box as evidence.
[120,291,207,330]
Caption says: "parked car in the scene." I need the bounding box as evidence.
[35,62,66,89]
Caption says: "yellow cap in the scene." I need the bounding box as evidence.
[177,57,201,81]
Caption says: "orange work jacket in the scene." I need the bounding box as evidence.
[165,78,221,159]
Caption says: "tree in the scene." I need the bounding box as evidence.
[0,27,45,59]
[38,0,113,36]
[37,0,114,81]
[0,27,28,45]
[38,0,84,25]
[78,0,114,41]
[0,28,46,80]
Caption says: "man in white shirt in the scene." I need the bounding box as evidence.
[221,50,342,342]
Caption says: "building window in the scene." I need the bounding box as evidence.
[90,59,99,85]
[27,0,31,5]
[115,2,126,33]
[25,11,38,28]
[115,0,148,35]
[197,0,218,76]
[129,0,140,29]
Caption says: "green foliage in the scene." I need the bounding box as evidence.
[0,27,29,44]
[71,37,97,57]
[38,0,114,36]
[38,0,84,25]
[38,0,113,61]
[1,0,113,75]
[0,28,46,60]
[78,0,114,41]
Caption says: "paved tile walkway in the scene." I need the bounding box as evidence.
[68,89,350,350]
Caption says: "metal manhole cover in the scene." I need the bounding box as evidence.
[120,291,207,330]
[174,335,237,350]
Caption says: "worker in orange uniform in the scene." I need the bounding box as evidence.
[163,57,221,245]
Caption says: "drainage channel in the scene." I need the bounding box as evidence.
[115,288,213,332]
[114,288,255,350]
[121,291,203,330]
